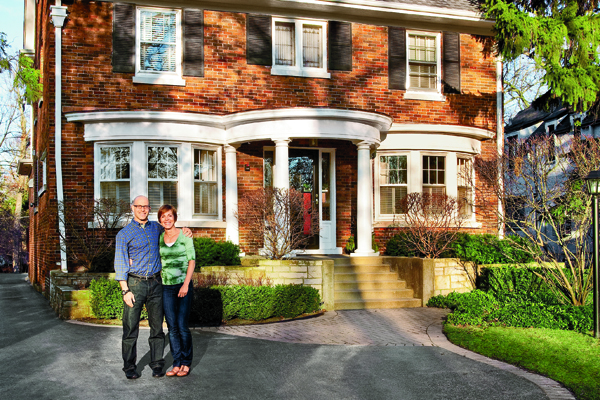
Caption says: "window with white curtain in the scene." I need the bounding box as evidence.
[379,155,408,215]
[272,18,330,78]
[194,149,218,216]
[147,145,179,210]
[99,146,131,204]
[409,33,438,90]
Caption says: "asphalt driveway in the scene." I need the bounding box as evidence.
[0,274,567,400]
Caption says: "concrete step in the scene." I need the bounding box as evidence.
[334,288,415,301]
[334,280,407,291]
[334,271,399,282]
[334,298,423,310]
[334,264,392,274]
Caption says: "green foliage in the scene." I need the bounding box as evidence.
[450,233,534,265]
[427,289,593,333]
[193,237,241,267]
[478,266,553,302]
[384,232,423,257]
[89,278,147,320]
[481,0,600,111]
[344,235,355,254]
[15,54,42,104]
[191,284,321,324]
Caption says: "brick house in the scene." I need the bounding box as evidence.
[21,0,501,292]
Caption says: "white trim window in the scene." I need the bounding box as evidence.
[405,31,442,101]
[37,150,47,197]
[147,145,179,210]
[99,145,131,204]
[422,155,445,196]
[194,148,218,216]
[272,18,330,78]
[134,7,185,86]
[457,157,473,219]
[378,154,408,215]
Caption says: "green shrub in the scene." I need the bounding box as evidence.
[193,237,241,267]
[191,284,321,323]
[427,290,593,333]
[477,266,555,302]
[384,232,422,257]
[450,233,534,265]
[89,278,148,320]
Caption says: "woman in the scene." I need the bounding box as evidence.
[158,204,195,377]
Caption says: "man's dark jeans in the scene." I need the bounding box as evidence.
[163,281,193,367]
[122,275,165,372]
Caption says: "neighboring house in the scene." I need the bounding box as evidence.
[20,0,501,293]
[504,103,600,251]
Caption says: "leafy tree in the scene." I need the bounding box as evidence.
[481,0,600,112]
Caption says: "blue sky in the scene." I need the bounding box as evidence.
[1,0,24,51]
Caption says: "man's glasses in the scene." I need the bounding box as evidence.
[132,205,151,210]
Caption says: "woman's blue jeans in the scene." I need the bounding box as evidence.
[163,281,193,367]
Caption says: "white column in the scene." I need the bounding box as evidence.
[225,144,240,245]
[273,139,291,190]
[51,5,68,272]
[353,141,378,257]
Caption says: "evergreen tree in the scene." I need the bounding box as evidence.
[481,0,600,112]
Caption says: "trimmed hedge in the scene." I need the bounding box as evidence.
[384,232,535,265]
[193,237,241,267]
[191,284,321,325]
[89,278,148,319]
[89,278,321,325]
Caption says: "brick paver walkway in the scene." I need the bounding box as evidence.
[196,308,575,400]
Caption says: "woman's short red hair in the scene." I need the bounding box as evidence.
[157,204,178,222]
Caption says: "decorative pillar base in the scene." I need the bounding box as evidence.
[350,251,380,257]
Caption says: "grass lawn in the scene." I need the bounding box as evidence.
[444,324,600,400]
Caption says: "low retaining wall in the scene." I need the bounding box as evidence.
[384,257,474,305]
[49,270,116,320]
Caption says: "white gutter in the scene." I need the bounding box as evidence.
[497,58,504,238]
[50,4,68,272]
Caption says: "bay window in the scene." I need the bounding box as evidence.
[379,155,408,215]
[99,145,131,204]
[194,149,218,216]
[147,146,179,210]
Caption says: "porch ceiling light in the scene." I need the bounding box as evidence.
[585,169,600,195]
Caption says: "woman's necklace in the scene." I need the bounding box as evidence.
[164,229,179,242]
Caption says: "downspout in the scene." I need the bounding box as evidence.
[50,4,68,272]
[496,58,504,238]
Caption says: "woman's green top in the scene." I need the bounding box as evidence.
[159,230,196,286]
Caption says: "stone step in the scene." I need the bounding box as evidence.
[333,257,385,267]
[334,271,399,282]
[334,280,407,291]
[334,288,415,301]
[334,298,423,310]
[334,264,391,274]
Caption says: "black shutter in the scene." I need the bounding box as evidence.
[247,14,272,66]
[442,31,461,94]
[183,9,204,77]
[112,3,135,73]
[388,27,406,90]
[328,21,352,71]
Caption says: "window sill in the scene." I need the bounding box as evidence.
[177,220,227,229]
[271,67,331,79]
[374,218,481,229]
[404,91,446,102]
[133,73,186,86]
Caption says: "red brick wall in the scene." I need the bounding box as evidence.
[29,1,500,284]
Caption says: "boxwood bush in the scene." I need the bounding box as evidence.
[191,284,321,325]
[89,278,148,319]
[194,237,241,267]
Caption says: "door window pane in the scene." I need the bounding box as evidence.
[321,152,330,221]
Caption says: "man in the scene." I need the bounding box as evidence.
[115,195,192,379]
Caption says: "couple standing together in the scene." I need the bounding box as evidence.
[114,195,196,379]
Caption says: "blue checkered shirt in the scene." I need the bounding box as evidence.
[114,220,164,281]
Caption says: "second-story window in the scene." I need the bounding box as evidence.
[272,18,330,78]
[134,7,185,86]
[408,33,439,91]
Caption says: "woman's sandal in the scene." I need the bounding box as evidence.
[166,367,181,377]
[176,366,190,377]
